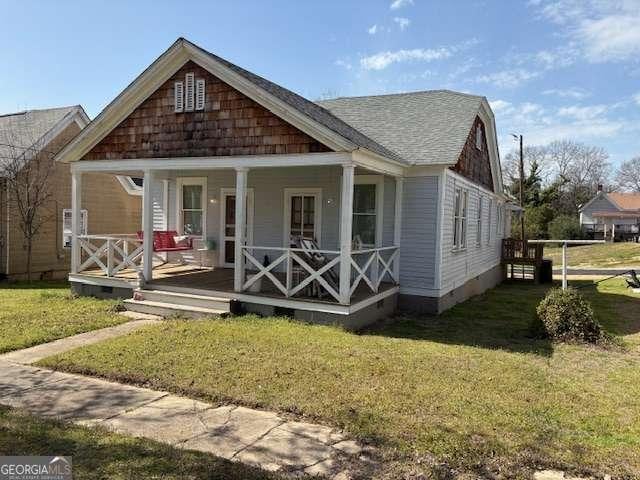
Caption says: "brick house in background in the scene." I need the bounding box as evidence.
[0,106,142,280]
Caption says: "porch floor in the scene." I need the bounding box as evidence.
[80,264,396,306]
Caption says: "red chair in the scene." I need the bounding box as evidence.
[136,230,193,252]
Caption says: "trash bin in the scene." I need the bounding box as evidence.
[540,259,553,284]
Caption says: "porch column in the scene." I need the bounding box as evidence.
[339,164,355,304]
[234,167,249,292]
[393,177,404,282]
[142,169,155,282]
[70,171,82,274]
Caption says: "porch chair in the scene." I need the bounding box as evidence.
[291,236,340,299]
[136,230,194,252]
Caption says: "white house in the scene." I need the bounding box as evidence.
[580,189,640,242]
[55,38,510,328]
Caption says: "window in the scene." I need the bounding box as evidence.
[496,204,503,238]
[177,178,206,236]
[475,123,483,150]
[284,189,322,244]
[453,187,468,249]
[174,81,184,113]
[476,196,483,246]
[487,199,493,244]
[62,209,87,248]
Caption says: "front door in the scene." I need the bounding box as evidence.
[220,189,254,267]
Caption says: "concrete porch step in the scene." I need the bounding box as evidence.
[123,299,229,319]
[136,288,230,311]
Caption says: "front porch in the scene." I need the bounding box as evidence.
[68,156,404,320]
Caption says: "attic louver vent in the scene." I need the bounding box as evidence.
[196,79,205,110]
[185,73,195,111]
[175,73,205,113]
[174,81,184,112]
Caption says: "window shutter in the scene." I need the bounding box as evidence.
[185,73,195,111]
[81,210,88,236]
[174,81,184,112]
[196,79,205,110]
[62,209,72,248]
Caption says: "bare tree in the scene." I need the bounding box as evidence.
[0,127,56,281]
[615,156,640,192]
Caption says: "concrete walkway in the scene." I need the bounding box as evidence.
[0,319,366,478]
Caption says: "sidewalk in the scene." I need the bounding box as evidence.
[0,319,365,477]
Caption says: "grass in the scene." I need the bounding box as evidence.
[0,281,127,354]
[37,279,640,478]
[0,405,282,480]
[545,242,640,268]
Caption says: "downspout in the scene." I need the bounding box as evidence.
[3,178,9,276]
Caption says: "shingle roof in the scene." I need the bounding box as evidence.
[608,192,640,211]
[185,39,406,163]
[0,106,79,169]
[317,90,485,165]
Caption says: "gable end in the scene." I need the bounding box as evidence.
[449,116,493,191]
[82,61,332,160]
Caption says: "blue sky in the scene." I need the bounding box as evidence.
[1,0,638,166]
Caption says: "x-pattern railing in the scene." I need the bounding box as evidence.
[78,235,144,277]
[350,246,399,295]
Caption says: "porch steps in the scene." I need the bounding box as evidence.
[124,289,231,319]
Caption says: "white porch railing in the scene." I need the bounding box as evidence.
[77,234,144,277]
[240,245,399,304]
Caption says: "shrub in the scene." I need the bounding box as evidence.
[548,215,583,240]
[536,287,603,343]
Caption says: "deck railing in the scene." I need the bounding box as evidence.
[77,234,144,277]
[501,238,543,265]
[240,245,400,304]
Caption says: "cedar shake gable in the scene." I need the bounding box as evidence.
[450,116,494,191]
[82,61,331,160]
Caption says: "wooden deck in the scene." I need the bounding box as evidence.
[80,263,396,306]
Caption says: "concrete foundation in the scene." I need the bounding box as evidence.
[399,263,506,314]
[70,281,134,300]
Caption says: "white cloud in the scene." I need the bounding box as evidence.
[334,59,352,70]
[557,104,609,121]
[475,68,541,88]
[393,17,411,31]
[360,47,453,71]
[633,92,640,106]
[489,99,512,113]
[367,24,378,35]
[542,87,590,99]
[532,0,640,62]
[390,0,414,10]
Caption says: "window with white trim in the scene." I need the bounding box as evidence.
[177,178,206,236]
[453,187,468,249]
[496,204,503,238]
[352,177,383,247]
[476,196,483,246]
[62,209,87,248]
[174,73,205,113]
[487,199,493,244]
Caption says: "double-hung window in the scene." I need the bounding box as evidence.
[476,196,483,246]
[496,204,503,238]
[177,178,207,236]
[487,199,493,244]
[453,187,468,250]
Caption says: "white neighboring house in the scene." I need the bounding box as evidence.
[55,37,511,326]
[579,189,640,242]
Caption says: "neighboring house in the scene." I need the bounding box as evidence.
[56,38,509,326]
[0,106,142,280]
[580,188,640,242]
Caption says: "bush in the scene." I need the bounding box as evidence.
[536,287,603,343]
[548,214,583,240]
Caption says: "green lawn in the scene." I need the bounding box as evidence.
[545,242,640,268]
[38,279,640,478]
[0,282,127,354]
[0,406,281,480]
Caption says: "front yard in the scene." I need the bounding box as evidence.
[38,279,640,478]
[0,282,127,354]
[545,242,640,268]
[0,406,282,480]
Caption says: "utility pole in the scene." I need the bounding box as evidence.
[518,134,525,247]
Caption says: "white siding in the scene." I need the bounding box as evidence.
[399,176,438,290]
[440,170,504,294]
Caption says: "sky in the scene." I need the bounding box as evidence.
[1,0,639,167]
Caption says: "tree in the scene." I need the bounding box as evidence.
[615,157,640,192]
[548,215,583,240]
[0,126,56,281]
